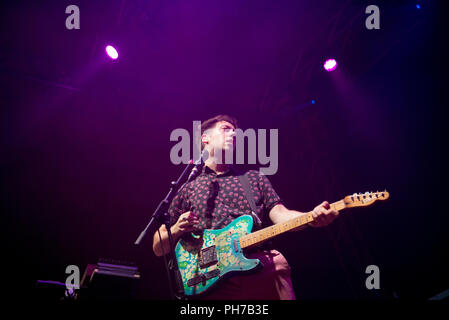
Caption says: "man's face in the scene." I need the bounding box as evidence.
[202,121,236,154]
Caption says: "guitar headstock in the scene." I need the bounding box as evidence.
[344,191,390,208]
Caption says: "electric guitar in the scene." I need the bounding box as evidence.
[174,191,390,296]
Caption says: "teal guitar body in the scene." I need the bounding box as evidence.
[174,215,261,296]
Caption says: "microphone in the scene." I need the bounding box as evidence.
[187,149,208,182]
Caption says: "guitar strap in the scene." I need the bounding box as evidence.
[238,172,263,230]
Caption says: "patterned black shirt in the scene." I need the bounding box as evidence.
[168,166,282,232]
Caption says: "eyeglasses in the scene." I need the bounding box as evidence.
[218,125,235,134]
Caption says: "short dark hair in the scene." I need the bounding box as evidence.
[200,114,238,135]
[200,115,238,150]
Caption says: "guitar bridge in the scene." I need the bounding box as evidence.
[187,269,220,287]
[199,246,218,269]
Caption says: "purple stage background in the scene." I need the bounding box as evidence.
[1,0,447,300]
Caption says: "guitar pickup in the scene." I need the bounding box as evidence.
[187,269,220,287]
[199,246,218,269]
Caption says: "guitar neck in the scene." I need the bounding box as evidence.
[239,200,347,250]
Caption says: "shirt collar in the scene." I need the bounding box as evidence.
[202,164,236,177]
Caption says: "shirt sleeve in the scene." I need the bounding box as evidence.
[168,185,189,225]
[257,173,282,214]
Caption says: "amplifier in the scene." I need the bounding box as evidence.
[80,259,141,300]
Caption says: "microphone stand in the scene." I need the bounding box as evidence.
[134,153,205,300]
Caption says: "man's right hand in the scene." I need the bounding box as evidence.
[172,211,199,236]
[153,211,199,257]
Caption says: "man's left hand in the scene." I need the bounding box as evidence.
[309,201,339,227]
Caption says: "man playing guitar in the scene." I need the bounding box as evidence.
[152,115,339,300]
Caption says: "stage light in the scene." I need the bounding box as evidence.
[324,59,337,72]
[311,100,316,104]
[416,4,421,9]
[105,45,118,60]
